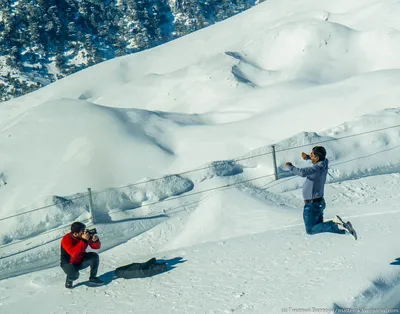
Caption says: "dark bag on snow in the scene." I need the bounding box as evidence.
[114,258,167,279]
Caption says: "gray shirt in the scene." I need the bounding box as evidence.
[288,159,329,200]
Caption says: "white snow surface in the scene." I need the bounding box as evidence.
[1,0,400,312]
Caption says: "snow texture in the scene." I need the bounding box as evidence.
[1,0,400,312]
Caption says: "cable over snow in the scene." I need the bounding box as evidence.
[1,0,400,312]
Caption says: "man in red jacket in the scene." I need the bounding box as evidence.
[60,222,104,288]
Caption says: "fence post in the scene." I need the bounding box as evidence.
[271,145,278,180]
[87,188,95,224]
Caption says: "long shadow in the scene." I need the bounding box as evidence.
[73,257,186,289]
[157,256,186,271]
[95,213,168,224]
[99,270,117,285]
[231,66,257,87]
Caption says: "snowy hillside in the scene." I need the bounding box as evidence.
[0,0,264,102]
[1,0,400,312]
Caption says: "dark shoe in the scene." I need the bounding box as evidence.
[65,279,73,289]
[333,215,357,240]
[89,277,104,286]
[344,221,357,240]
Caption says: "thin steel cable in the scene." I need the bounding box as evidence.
[0,193,89,222]
[90,150,275,197]
[108,173,276,211]
[275,124,400,153]
[0,218,92,256]
[262,143,400,191]
[1,123,399,222]
[0,174,273,254]
[3,139,400,255]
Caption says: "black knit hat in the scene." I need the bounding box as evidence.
[71,222,86,233]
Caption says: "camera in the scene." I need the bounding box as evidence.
[85,228,97,235]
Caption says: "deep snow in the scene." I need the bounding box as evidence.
[1,0,400,312]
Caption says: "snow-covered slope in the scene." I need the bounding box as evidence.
[1,0,400,312]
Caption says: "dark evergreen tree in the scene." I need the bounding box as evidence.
[55,43,66,71]
[216,0,234,20]
[0,0,261,101]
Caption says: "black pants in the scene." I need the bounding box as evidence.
[61,252,99,281]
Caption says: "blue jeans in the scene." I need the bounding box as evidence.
[303,199,345,235]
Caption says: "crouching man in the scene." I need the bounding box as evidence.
[60,222,104,288]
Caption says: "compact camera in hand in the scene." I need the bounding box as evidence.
[85,228,97,235]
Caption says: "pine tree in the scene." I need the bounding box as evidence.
[0,0,262,102]
[172,0,200,38]
[55,43,66,71]
[216,0,234,20]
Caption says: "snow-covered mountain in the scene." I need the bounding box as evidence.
[0,0,264,102]
[1,0,400,312]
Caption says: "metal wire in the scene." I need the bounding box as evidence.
[0,193,89,222]
[1,123,399,224]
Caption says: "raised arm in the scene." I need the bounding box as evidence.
[302,152,311,160]
[287,164,318,177]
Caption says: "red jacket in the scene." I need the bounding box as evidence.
[60,232,101,264]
